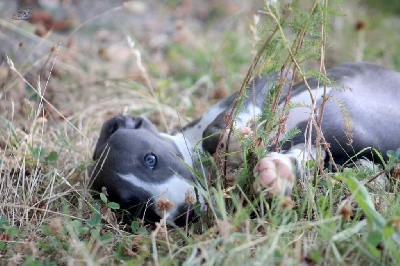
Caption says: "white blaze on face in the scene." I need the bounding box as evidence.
[117,172,202,222]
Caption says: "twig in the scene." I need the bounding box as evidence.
[213,3,292,185]
[366,170,387,184]
[127,36,170,132]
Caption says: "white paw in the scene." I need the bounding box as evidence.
[253,153,295,197]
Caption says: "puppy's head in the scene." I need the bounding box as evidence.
[90,115,204,227]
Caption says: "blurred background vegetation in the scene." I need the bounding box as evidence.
[1,0,399,130]
[366,0,400,15]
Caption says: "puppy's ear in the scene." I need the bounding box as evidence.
[93,115,123,160]
[93,115,159,160]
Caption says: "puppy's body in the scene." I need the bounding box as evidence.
[91,62,400,226]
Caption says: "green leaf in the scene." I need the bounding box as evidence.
[100,193,108,204]
[387,150,395,158]
[383,225,395,239]
[137,227,147,235]
[131,220,147,235]
[30,146,46,159]
[91,203,101,212]
[372,148,386,165]
[91,229,101,240]
[0,216,7,228]
[86,212,101,228]
[131,221,140,233]
[366,230,382,246]
[0,241,5,251]
[100,233,113,243]
[308,250,323,263]
[342,172,386,228]
[22,257,42,266]
[107,202,120,210]
[365,242,381,260]
[194,201,204,217]
[45,151,58,162]
[70,220,89,236]
[306,159,315,169]
[6,226,20,237]
[40,224,52,236]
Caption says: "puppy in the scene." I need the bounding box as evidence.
[90,62,400,226]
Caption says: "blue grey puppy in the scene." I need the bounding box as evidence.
[90,62,400,226]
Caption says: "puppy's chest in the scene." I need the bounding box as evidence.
[177,96,264,153]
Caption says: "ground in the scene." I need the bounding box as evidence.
[1,0,400,264]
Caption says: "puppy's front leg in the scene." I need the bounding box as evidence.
[223,125,301,196]
[253,152,296,197]
[222,126,303,196]
[253,145,324,197]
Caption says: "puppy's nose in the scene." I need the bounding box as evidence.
[171,202,207,227]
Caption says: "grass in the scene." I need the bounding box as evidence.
[1,0,400,264]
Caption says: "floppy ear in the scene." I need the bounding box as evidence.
[93,115,137,159]
[92,115,159,160]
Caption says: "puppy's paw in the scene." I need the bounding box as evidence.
[253,153,295,197]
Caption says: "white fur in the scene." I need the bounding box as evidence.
[182,105,227,148]
[235,105,262,128]
[118,172,202,221]
[284,86,332,133]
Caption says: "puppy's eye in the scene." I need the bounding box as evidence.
[144,153,157,169]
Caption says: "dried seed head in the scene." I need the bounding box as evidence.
[339,204,353,221]
[391,218,400,234]
[392,163,400,179]
[175,20,185,31]
[355,20,366,31]
[49,217,63,234]
[123,246,137,257]
[281,196,295,210]
[156,197,174,212]
[210,85,228,101]
[217,219,233,237]
[184,191,196,205]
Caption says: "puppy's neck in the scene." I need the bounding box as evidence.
[159,130,200,169]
